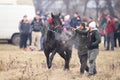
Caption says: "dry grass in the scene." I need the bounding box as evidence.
[0,43,120,80]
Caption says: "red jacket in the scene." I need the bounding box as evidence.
[106,21,116,34]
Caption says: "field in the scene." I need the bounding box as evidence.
[0,43,120,80]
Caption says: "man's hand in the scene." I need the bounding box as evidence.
[71,27,76,31]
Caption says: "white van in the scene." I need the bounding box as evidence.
[0,5,35,45]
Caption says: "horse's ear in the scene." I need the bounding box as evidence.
[51,13,54,18]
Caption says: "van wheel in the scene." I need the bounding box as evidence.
[12,34,20,46]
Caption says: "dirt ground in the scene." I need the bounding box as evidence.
[0,43,120,80]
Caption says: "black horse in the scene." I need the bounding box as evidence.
[43,13,74,70]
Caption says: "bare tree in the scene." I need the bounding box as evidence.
[63,0,70,14]
[83,0,89,16]
[33,0,42,12]
[105,0,115,16]
[114,0,120,17]
[95,0,100,20]
[44,0,55,12]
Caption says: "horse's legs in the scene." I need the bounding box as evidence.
[49,50,56,68]
[64,49,72,70]
[58,50,66,60]
[57,50,67,69]
[44,50,51,69]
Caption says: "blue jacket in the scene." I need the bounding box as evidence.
[70,17,78,28]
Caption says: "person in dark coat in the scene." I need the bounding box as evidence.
[87,22,101,76]
[75,23,89,74]
[19,15,31,50]
[114,17,120,47]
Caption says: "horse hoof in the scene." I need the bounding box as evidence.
[64,68,69,71]
[48,65,51,69]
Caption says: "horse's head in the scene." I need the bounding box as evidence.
[51,13,62,27]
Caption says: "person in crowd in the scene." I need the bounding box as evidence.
[76,16,81,27]
[28,19,33,46]
[70,12,78,28]
[106,15,116,51]
[30,13,44,51]
[40,14,49,51]
[82,16,88,25]
[74,23,89,75]
[63,15,71,31]
[87,17,94,27]
[99,13,107,48]
[19,15,31,50]
[70,12,79,49]
[114,17,120,47]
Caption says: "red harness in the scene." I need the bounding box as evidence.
[49,18,53,24]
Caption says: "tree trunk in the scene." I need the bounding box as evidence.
[95,0,100,21]
[83,0,89,16]
[63,0,70,14]
[105,0,115,17]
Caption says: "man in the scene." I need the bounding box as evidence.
[114,17,120,47]
[19,15,31,50]
[87,21,101,76]
[31,13,44,51]
[75,23,89,74]
[70,12,79,49]
[70,12,78,28]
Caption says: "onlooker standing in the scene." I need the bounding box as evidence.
[31,13,44,51]
[87,17,94,27]
[106,15,116,51]
[28,19,33,46]
[87,21,101,76]
[98,13,107,48]
[70,12,78,28]
[19,15,31,50]
[114,17,120,47]
[75,23,89,74]
[70,12,79,49]
[40,15,49,51]
[76,16,81,27]
[63,15,71,31]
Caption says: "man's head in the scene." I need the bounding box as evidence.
[80,23,86,30]
[73,12,78,18]
[106,15,113,22]
[23,15,27,21]
[35,11,40,20]
[88,17,93,23]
